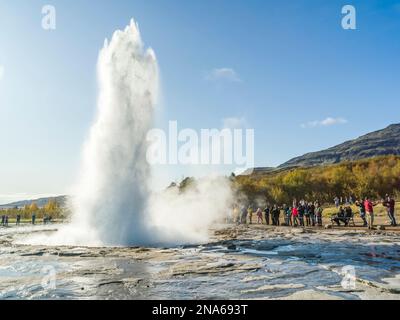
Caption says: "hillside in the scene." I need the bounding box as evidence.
[235,155,400,204]
[279,123,400,168]
[0,195,67,209]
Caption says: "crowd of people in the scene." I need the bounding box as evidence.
[232,194,398,230]
[1,212,23,226]
[1,214,9,227]
[233,200,325,227]
[356,194,397,228]
[1,195,398,231]
[0,211,53,227]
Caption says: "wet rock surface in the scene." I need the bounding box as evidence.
[0,224,400,299]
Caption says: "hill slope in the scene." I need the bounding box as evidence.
[0,196,67,208]
[279,123,400,168]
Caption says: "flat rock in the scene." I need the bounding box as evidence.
[242,283,305,294]
[277,289,344,300]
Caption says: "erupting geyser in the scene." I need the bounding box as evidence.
[24,19,233,247]
[69,19,159,245]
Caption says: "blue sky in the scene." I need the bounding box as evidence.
[0,0,399,203]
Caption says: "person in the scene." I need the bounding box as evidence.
[256,208,263,224]
[309,202,316,226]
[356,200,367,227]
[233,205,240,224]
[304,203,311,226]
[272,205,280,226]
[247,205,253,224]
[16,213,21,226]
[315,203,323,226]
[349,195,354,205]
[292,206,299,227]
[1,214,5,226]
[344,206,353,226]
[334,196,340,208]
[364,198,377,230]
[32,212,36,225]
[383,194,397,226]
[298,204,305,226]
[276,206,281,226]
[332,206,346,226]
[284,205,292,226]
[240,206,247,224]
[4,215,8,227]
[263,205,270,225]
[271,205,276,225]
[270,205,275,225]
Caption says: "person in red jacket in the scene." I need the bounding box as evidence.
[292,206,299,227]
[364,198,377,229]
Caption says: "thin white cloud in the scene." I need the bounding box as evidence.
[222,117,247,129]
[301,117,347,128]
[0,65,4,80]
[205,68,241,82]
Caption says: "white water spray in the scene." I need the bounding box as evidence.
[61,20,159,246]
[23,19,233,247]
[72,20,158,245]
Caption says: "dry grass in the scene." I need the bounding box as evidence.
[322,201,399,218]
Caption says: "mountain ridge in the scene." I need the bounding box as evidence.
[279,123,400,168]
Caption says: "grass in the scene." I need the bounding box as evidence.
[322,201,399,218]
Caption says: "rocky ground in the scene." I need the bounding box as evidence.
[0,224,399,300]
